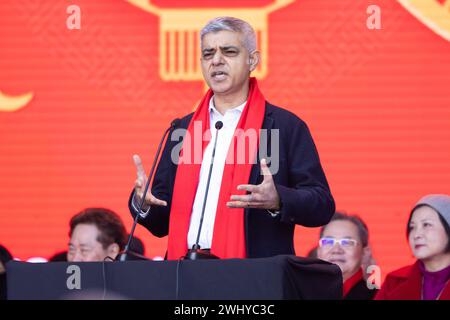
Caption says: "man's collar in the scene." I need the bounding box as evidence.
[209,96,246,115]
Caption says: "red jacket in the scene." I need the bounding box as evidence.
[375,261,450,300]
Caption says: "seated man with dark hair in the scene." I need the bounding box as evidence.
[67,208,127,262]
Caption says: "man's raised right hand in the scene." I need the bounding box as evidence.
[133,154,167,208]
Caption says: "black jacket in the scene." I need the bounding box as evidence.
[129,102,335,258]
[345,279,379,300]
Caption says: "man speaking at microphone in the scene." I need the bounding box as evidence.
[129,17,335,260]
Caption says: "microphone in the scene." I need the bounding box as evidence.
[118,118,181,261]
[185,120,223,260]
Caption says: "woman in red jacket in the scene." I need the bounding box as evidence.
[376,194,450,300]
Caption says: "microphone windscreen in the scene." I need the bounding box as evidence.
[171,118,181,128]
[215,121,223,130]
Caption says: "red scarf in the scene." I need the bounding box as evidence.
[167,78,266,260]
[343,269,364,297]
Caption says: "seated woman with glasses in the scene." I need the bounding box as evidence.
[376,194,450,300]
[317,212,378,300]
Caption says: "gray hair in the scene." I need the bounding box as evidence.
[200,17,257,53]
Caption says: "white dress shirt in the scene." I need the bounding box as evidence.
[187,97,246,249]
[132,97,246,249]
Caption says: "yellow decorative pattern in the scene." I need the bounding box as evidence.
[397,0,450,41]
[0,91,33,112]
[125,0,295,81]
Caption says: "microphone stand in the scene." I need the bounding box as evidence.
[185,121,223,260]
[117,118,180,262]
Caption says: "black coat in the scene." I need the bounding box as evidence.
[345,279,378,300]
[129,102,335,258]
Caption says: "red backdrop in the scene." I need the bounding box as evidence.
[1,0,450,279]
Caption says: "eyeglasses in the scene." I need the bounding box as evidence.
[318,237,358,248]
